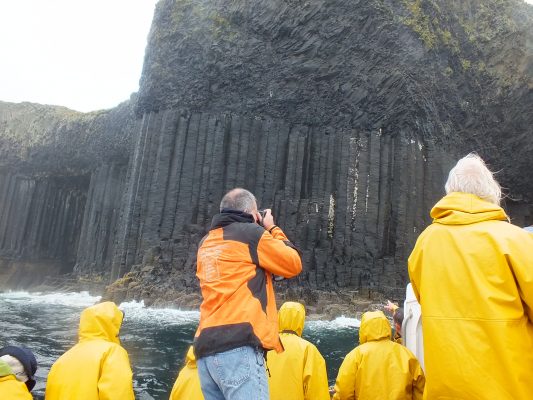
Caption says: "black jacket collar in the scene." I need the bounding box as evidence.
[210,209,255,229]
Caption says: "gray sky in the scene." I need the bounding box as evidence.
[0,0,531,113]
[0,0,158,112]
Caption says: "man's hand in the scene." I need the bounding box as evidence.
[262,209,275,231]
[384,300,399,315]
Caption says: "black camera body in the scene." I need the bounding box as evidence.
[258,210,267,227]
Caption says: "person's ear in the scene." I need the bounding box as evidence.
[251,210,260,223]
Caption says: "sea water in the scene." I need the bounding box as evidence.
[0,291,359,399]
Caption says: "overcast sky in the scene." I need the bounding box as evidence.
[0,0,158,112]
[0,0,531,113]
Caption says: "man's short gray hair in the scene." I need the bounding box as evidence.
[445,153,502,205]
[220,188,258,213]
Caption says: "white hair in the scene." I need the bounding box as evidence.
[220,188,257,213]
[445,153,502,205]
[0,354,28,383]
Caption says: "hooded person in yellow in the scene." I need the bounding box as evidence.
[0,358,33,400]
[45,301,135,400]
[169,346,204,400]
[267,302,330,400]
[0,345,37,400]
[332,311,424,400]
[408,154,533,400]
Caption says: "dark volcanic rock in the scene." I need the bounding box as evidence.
[1,0,532,299]
[107,109,455,295]
[0,172,87,264]
[0,99,136,174]
[137,0,533,199]
[0,101,136,278]
[107,0,531,297]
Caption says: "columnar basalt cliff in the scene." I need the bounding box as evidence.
[0,101,137,287]
[0,0,532,301]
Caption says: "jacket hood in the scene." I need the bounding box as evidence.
[278,302,305,336]
[430,192,508,225]
[359,311,391,344]
[185,346,196,368]
[211,209,255,229]
[78,302,123,344]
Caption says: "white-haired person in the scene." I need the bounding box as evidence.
[408,153,533,399]
[0,345,37,400]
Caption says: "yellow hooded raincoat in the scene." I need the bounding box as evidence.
[408,192,533,399]
[333,311,424,400]
[267,302,330,400]
[45,301,134,400]
[0,359,32,400]
[169,346,204,400]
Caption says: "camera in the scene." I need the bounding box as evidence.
[258,210,267,227]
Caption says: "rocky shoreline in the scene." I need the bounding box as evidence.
[1,270,395,322]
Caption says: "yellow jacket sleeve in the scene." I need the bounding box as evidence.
[508,236,533,321]
[0,376,33,400]
[411,357,425,400]
[407,238,423,303]
[97,345,135,400]
[303,344,330,400]
[332,349,358,400]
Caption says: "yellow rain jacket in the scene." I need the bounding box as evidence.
[408,192,533,399]
[0,359,32,400]
[169,346,204,400]
[267,302,330,400]
[45,301,134,400]
[333,311,424,400]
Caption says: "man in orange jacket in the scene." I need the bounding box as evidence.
[194,188,302,400]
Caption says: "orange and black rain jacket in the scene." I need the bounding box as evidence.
[194,209,302,358]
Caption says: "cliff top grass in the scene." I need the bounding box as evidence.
[399,0,532,84]
[0,100,135,174]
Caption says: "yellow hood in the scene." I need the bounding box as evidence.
[78,301,123,344]
[359,311,391,344]
[185,346,196,368]
[431,192,508,225]
[278,302,305,336]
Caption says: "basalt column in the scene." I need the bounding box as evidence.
[0,171,88,286]
[111,109,455,291]
[74,163,129,277]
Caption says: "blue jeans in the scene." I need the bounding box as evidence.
[197,345,269,400]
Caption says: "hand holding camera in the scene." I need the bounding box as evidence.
[258,209,275,231]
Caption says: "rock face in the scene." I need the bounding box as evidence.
[0,101,136,286]
[108,109,455,296]
[1,0,532,299]
[138,0,533,197]
[0,173,86,264]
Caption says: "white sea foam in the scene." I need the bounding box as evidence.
[0,291,358,329]
[0,291,101,308]
[118,300,200,326]
[306,315,360,330]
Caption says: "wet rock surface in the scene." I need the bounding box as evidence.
[0,100,136,278]
[1,0,532,303]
